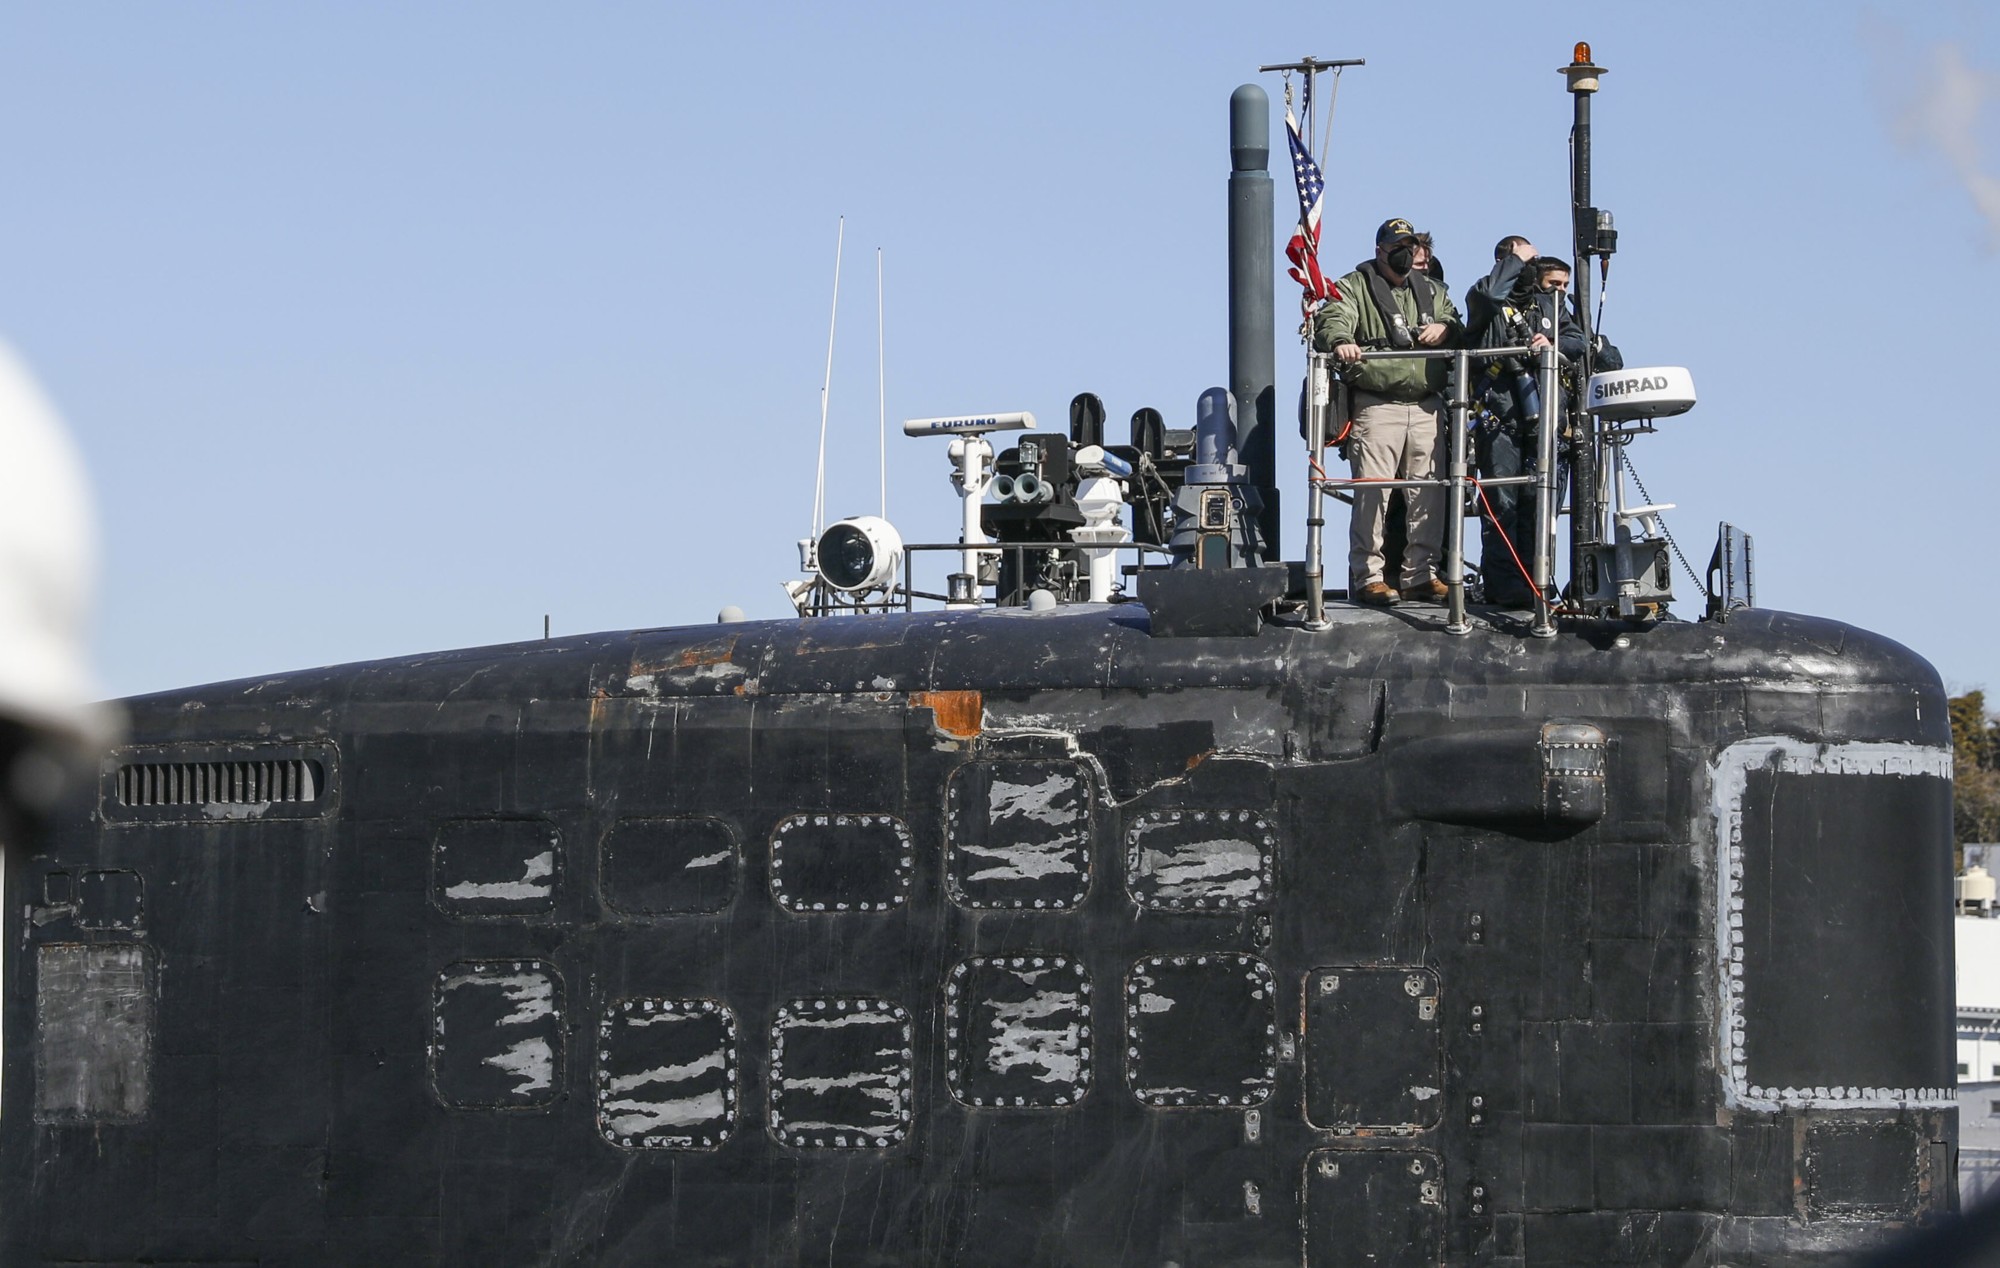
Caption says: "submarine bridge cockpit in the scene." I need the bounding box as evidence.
[788,346,1727,639]
[787,51,1740,641]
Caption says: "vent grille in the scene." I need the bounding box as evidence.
[116,759,323,808]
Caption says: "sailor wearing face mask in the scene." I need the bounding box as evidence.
[1313,217,1464,606]
[1464,249,1624,607]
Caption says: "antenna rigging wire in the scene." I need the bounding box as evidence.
[1595,257,1610,335]
[1316,66,1345,168]
[812,217,846,539]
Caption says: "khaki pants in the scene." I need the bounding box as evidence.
[1348,394,1443,590]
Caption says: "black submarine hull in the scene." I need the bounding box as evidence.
[1,604,1955,1265]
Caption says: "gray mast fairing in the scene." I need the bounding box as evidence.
[1228,84,1277,562]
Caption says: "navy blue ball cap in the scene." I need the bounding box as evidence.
[1376,217,1422,247]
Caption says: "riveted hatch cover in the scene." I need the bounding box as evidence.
[1304,966,1443,1131]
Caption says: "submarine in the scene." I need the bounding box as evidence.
[0,47,1956,1266]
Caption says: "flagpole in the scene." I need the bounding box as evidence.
[1263,56,1362,622]
[1264,57,1361,339]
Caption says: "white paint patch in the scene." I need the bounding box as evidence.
[1410,1085,1440,1101]
[485,1036,554,1096]
[664,662,744,685]
[601,1089,727,1135]
[438,967,554,1029]
[988,771,1084,828]
[981,694,1290,760]
[956,764,1089,893]
[781,1073,902,1099]
[768,1003,911,1143]
[961,839,1078,882]
[984,976,1085,1085]
[606,1049,727,1095]
[622,1009,704,1029]
[444,850,556,902]
[1138,839,1263,898]
[1125,811,1275,909]
[785,1011,896,1032]
[493,971,555,1027]
[985,710,1060,730]
[1710,736,1954,1112]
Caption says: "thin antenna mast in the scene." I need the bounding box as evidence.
[876,247,887,521]
[811,217,846,539]
[1562,44,1611,602]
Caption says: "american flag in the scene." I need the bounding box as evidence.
[1284,94,1336,305]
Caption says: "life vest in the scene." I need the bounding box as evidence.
[1355,259,1438,346]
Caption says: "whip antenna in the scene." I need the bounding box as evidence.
[811,217,845,539]
[877,247,887,521]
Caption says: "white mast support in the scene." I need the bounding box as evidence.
[1302,352,1332,628]
[876,247,887,521]
[1070,444,1133,604]
[947,436,995,608]
[1069,481,1131,605]
[1531,343,1562,638]
[901,412,1033,609]
[812,217,846,540]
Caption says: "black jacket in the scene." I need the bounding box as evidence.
[1463,259,1619,370]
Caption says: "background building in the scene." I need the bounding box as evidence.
[1958,910,2000,1203]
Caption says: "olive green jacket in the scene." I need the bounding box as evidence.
[1311,264,1464,401]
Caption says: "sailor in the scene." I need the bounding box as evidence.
[1464,245,1621,607]
[1464,236,1553,607]
[1313,217,1463,606]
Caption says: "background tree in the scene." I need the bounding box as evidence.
[1953,690,2000,852]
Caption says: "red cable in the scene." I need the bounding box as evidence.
[1470,476,1543,599]
[1309,455,1551,605]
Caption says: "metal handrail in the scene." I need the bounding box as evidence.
[1302,342,1561,637]
[895,539,1175,612]
[798,538,1178,617]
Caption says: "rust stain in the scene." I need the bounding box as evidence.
[911,690,982,740]
[629,635,740,679]
[797,632,905,654]
[675,641,737,669]
[1185,749,1214,772]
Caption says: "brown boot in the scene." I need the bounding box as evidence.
[1403,577,1449,603]
[1357,581,1399,606]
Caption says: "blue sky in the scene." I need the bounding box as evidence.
[2,2,1996,699]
